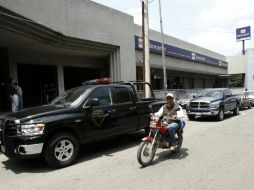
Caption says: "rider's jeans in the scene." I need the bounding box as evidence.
[167,122,180,146]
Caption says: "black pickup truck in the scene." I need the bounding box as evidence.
[0,81,164,168]
[186,88,240,121]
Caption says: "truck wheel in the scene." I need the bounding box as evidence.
[216,109,224,121]
[248,103,252,109]
[187,115,195,121]
[44,132,79,168]
[233,104,240,115]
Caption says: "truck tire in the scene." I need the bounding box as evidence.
[187,115,195,121]
[44,132,79,168]
[233,104,240,115]
[216,108,224,121]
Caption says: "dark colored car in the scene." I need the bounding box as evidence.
[186,88,240,121]
[0,81,163,168]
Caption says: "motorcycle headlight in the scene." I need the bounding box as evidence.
[17,123,45,136]
[210,101,220,108]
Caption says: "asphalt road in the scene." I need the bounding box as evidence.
[1,108,254,190]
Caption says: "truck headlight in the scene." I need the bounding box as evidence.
[0,119,3,132]
[17,123,45,136]
[210,102,220,108]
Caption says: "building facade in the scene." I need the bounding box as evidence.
[0,0,228,107]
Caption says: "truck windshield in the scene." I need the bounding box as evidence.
[50,86,90,106]
[197,90,223,99]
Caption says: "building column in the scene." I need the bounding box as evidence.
[110,49,121,82]
[57,65,65,94]
[8,48,18,82]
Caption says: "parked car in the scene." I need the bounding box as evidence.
[244,91,254,106]
[186,88,241,121]
[176,93,196,108]
[0,80,164,168]
[238,92,252,109]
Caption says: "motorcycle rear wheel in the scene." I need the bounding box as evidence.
[137,141,156,167]
[171,132,183,153]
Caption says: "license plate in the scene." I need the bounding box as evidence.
[196,113,201,116]
[1,145,5,153]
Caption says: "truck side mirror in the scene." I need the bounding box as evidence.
[225,94,231,98]
[85,98,100,107]
[193,94,197,98]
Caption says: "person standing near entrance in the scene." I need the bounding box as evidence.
[49,83,57,102]
[14,82,23,110]
[9,78,19,112]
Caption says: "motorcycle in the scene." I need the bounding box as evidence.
[137,115,184,167]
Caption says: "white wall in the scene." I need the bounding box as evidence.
[226,56,245,74]
[245,49,254,90]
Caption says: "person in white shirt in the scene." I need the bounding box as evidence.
[153,93,185,151]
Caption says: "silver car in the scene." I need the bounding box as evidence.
[244,91,254,106]
[177,94,196,108]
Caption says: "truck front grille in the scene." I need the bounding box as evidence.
[4,120,17,136]
[190,102,209,109]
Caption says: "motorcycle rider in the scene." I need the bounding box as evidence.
[153,93,184,151]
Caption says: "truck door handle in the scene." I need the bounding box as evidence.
[130,106,136,110]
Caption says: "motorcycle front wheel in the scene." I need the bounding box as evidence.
[137,140,156,167]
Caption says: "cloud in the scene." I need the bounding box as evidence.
[126,7,142,25]
[199,0,254,23]
[189,28,242,56]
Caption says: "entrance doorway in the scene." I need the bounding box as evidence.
[17,64,58,107]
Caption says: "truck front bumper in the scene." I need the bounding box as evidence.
[0,135,44,159]
[186,109,219,116]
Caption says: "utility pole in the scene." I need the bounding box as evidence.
[158,0,167,98]
[143,0,151,98]
[142,1,145,82]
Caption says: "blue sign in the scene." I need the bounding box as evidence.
[236,26,251,41]
[135,36,227,68]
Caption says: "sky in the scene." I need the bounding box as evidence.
[91,0,254,56]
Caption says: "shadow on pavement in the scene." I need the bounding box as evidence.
[138,148,189,169]
[0,131,145,174]
[191,113,235,122]
[77,131,144,163]
[154,148,189,164]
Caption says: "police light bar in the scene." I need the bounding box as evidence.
[82,78,112,85]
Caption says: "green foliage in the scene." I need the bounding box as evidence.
[229,74,244,87]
